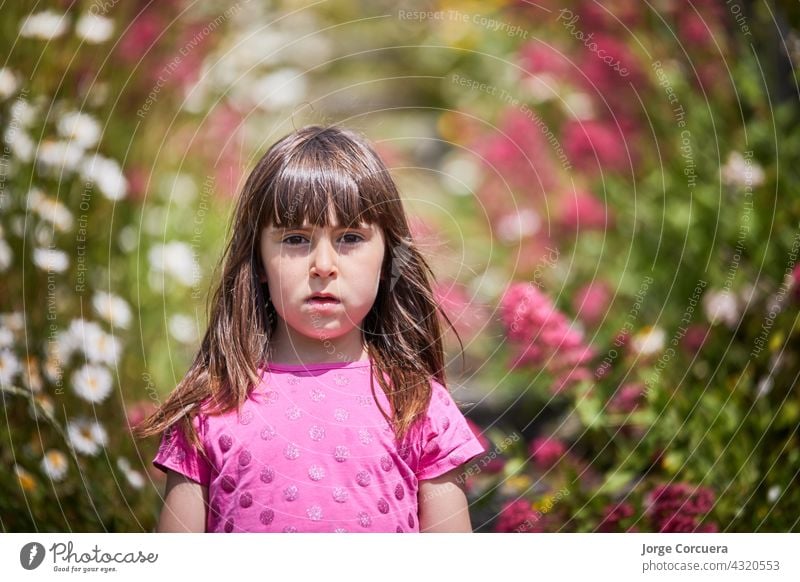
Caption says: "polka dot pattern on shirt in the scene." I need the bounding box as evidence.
[152,359,487,532]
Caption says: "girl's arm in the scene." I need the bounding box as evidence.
[157,469,209,532]
[417,466,473,533]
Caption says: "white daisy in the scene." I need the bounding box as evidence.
[33,247,69,273]
[168,313,198,344]
[28,188,73,232]
[92,291,132,329]
[1,312,24,332]
[84,328,122,366]
[19,10,68,40]
[722,151,765,189]
[67,418,108,456]
[4,126,34,162]
[57,111,102,149]
[0,326,13,347]
[36,139,85,174]
[563,91,594,120]
[522,73,557,103]
[0,348,22,385]
[0,68,19,100]
[22,356,43,393]
[631,326,666,357]
[66,318,122,366]
[80,153,127,200]
[251,68,307,110]
[703,289,739,328]
[0,238,12,271]
[41,450,68,481]
[496,209,541,243]
[123,468,145,489]
[42,353,63,383]
[75,13,114,44]
[10,98,37,127]
[117,457,145,489]
[72,363,113,404]
[148,241,200,287]
[441,151,481,194]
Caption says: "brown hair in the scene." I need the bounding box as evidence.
[134,124,463,458]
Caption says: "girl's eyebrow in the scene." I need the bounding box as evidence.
[277,224,371,232]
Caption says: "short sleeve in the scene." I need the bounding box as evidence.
[152,413,212,486]
[414,381,487,481]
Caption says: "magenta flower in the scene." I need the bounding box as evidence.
[478,109,558,194]
[494,499,556,533]
[609,383,644,414]
[597,501,635,532]
[434,281,489,343]
[517,42,572,78]
[529,436,567,468]
[578,0,643,31]
[572,281,611,326]
[681,324,709,355]
[792,264,800,301]
[501,282,595,392]
[117,12,162,63]
[563,119,629,174]
[646,482,718,533]
[559,190,611,234]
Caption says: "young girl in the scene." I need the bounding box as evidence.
[135,124,487,533]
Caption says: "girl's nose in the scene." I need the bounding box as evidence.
[309,236,337,277]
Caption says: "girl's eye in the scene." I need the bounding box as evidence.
[281,233,364,245]
[340,233,364,244]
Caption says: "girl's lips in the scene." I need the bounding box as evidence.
[305,298,342,312]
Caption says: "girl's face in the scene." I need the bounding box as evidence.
[259,213,385,348]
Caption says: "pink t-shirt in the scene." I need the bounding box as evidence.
[152,359,486,532]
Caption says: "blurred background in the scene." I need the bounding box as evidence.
[1,0,799,532]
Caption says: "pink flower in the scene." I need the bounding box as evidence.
[435,281,490,343]
[578,0,643,31]
[678,11,715,47]
[126,400,157,431]
[501,282,595,392]
[477,109,557,194]
[792,264,800,301]
[563,119,629,174]
[682,324,709,354]
[559,190,611,234]
[579,35,645,94]
[529,436,566,468]
[517,42,572,78]
[125,166,151,203]
[597,501,635,532]
[572,281,611,325]
[609,383,644,413]
[494,499,552,533]
[117,12,162,63]
[646,482,717,533]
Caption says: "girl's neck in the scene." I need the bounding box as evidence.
[267,323,369,367]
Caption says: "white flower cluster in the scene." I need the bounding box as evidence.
[19,10,114,44]
[66,417,108,456]
[117,457,145,489]
[54,319,122,366]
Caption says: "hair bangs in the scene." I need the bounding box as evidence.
[266,149,382,231]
